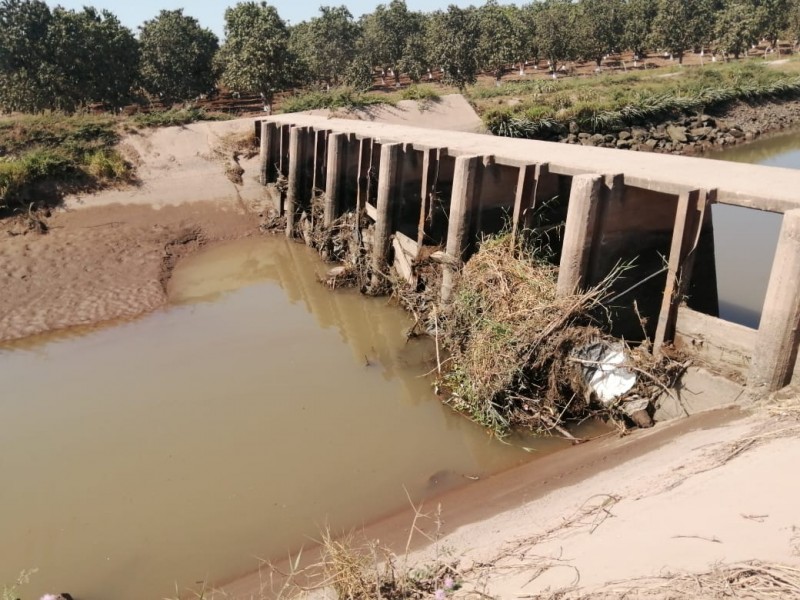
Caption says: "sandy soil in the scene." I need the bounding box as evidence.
[0,96,485,345]
[302,94,485,133]
[0,117,267,344]
[219,403,800,599]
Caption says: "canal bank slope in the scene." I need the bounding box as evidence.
[220,403,800,599]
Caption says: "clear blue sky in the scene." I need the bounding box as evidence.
[45,1,483,38]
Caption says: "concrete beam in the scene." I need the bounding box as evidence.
[324,133,346,227]
[748,209,800,392]
[557,174,603,297]
[441,155,481,303]
[371,143,402,289]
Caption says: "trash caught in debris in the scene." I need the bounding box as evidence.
[574,341,637,404]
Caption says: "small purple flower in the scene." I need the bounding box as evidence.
[434,589,447,600]
[444,576,455,590]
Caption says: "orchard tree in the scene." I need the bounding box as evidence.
[427,6,480,90]
[754,0,790,49]
[535,0,578,74]
[139,9,218,102]
[623,0,657,58]
[294,6,360,87]
[651,0,714,64]
[398,27,429,82]
[50,7,138,108]
[344,46,375,90]
[575,0,624,67]
[361,0,421,86]
[477,0,523,83]
[714,0,760,58]
[217,2,291,110]
[0,0,56,112]
[0,0,137,112]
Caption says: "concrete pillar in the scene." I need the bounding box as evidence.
[324,133,346,227]
[285,126,303,237]
[557,174,603,297]
[440,155,481,303]
[371,143,402,289]
[748,209,800,392]
[259,121,277,185]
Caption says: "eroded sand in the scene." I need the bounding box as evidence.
[0,118,266,343]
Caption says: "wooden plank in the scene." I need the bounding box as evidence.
[365,202,377,220]
[556,174,603,297]
[418,148,437,245]
[653,189,707,355]
[356,137,372,215]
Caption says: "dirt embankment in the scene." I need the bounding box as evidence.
[0,118,268,344]
[556,98,800,155]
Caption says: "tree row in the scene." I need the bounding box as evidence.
[1,0,799,114]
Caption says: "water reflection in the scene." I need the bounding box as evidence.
[708,131,800,327]
[1,236,570,600]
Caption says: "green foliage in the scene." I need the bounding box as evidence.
[623,0,657,57]
[218,2,292,107]
[290,6,360,87]
[575,0,625,66]
[399,84,441,102]
[361,0,423,85]
[3,569,37,600]
[343,51,376,91]
[651,0,715,63]
[427,5,481,90]
[482,63,800,137]
[139,9,219,103]
[0,112,131,209]
[477,0,524,81]
[0,1,138,112]
[279,88,392,113]
[130,107,231,128]
[715,0,761,58]
[534,0,579,72]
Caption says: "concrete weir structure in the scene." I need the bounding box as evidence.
[257,115,800,399]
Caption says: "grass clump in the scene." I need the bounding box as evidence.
[433,233,680,436]
[130,106,231,128]
[478,61,800,137]
[437,234,613,435]
[400,84,441,102]
[0,113,131,210]
[280,87,393,113]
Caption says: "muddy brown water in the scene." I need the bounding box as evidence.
[709,130,800,328]
[1,237,593,600]
[4,132,798,600]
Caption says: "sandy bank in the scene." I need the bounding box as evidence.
[219,404,800,599]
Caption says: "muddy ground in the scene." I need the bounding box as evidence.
[0,202,258,343]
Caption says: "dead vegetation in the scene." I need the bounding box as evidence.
[544,561,800,599]
[267,192,687,437]
[430,233,684,437]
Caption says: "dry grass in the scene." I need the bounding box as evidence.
[435,233,681,436]
[544,561,800,599]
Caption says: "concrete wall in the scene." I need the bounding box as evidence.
[257,116,800,396]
